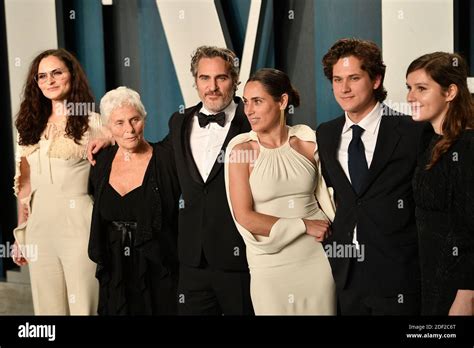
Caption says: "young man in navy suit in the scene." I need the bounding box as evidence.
[316,38,425,315]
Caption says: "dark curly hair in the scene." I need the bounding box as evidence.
[15,48,95,146]
[322,38,387,103]
[406,52,474,170]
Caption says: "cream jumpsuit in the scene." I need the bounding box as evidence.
[14,114,101,315]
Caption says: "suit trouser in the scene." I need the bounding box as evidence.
[178,263,254,315]
[338,260,420,315]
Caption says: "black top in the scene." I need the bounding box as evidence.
[88,141,181,315]
[100,183,142,222]
[413,129,474,315]
[98,181,142,315]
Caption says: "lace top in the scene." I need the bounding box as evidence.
[13,112,103,196]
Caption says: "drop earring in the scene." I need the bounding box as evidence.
[280,109,286,127]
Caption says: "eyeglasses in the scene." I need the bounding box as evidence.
[34,68,69,84]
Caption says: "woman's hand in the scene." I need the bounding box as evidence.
[449,289,474,315]
[12,241,28,266]
[303,219,331,242]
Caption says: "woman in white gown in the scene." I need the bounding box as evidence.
[225,68,336,315]
[12,48,105,315]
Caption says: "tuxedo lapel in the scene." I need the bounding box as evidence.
[206,99,246,183]
[181,104,205,185]
[358,112,401,196]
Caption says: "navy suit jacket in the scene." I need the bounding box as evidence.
[316,105,427,296]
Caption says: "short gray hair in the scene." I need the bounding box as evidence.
[100,86,147,124]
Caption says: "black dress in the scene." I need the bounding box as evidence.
[413,129,474,315]
[99,181,145,315]
[88,142,181,315]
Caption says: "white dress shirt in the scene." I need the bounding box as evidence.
[337,102,383,247]
[190,101,237,182]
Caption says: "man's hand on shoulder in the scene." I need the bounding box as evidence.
[87,137,113,165]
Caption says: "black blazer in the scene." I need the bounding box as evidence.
[88,141,180,314]
[316,105,426,296]
[164,98,251,271]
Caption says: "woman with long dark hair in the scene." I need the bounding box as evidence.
[406,52,474,315]
[12,48,104,314]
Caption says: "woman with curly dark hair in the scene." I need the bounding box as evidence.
[407,52,474,315]
[11,48,107,315]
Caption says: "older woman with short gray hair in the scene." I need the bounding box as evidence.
[100,86,147,124]
[88,86,180,315]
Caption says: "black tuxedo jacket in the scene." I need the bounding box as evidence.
[316,105,427,296]
[164,97,251,271]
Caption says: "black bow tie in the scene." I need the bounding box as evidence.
[198,112,226,128]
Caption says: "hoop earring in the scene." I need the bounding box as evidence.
[280,109,286,127]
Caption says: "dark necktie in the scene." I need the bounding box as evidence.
[348,125,369,194]
[198,112,226,127]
